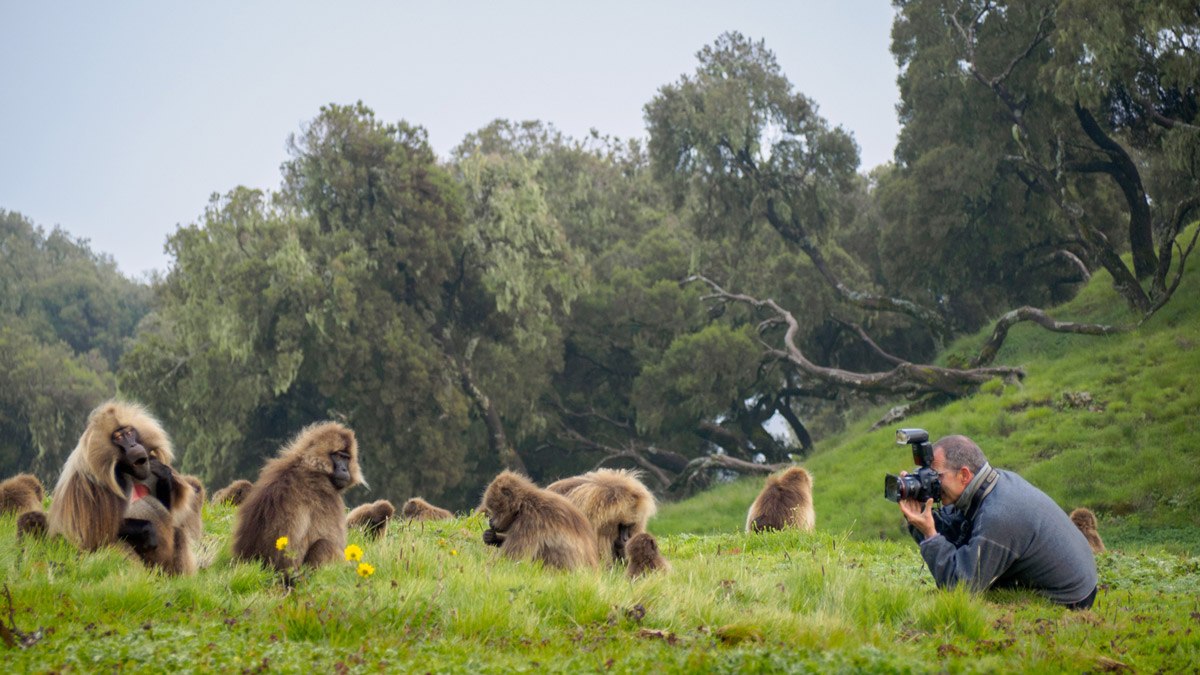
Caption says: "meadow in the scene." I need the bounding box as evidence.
[3,502,1199,673]
[3,249,1199,673]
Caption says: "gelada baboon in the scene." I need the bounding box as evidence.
[546,469,656,563]
[626,532,670,579]
[211,479,253,506]
[232,422,364,571]
[180,474,205,542]
[118,458,201,575]
[17,511,47,539]
[401,497,452,521]
[542,475,588,497]
[42,400,174,551]
[6,473,48,540]
[480,470,598,571]
[1069,507,1105,553]
[746,466,815,533]
[0,473,44,515]
[347,499,396,539]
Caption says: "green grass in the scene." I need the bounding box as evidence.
[659,241,1200,556]
[4,239,1200,671]
[3,508,1198,672]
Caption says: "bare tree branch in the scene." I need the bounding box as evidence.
[669,453,790,496]
[971,306,1130,367]
[830,316,907,366]
[558,427,674,490]
[456,339,527,474]
[688,274,1023,398]
[1148,215,1200,316]
[695,420,755,459]
[1132,91,1200,132]
[762,197,955,340]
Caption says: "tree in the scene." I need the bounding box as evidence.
[0,210,151,369]
[617,28,1171,490]
[0,322,113,476]
[0,210,145,477]
[123,107,478,502]
[445,147,589,475]
[645,32,954,339]
[891,0,1200,316]
[121,106,592,507]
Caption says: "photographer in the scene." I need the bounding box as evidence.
[898,435,1098,609]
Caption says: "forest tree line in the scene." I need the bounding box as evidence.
[2,1,1197,509]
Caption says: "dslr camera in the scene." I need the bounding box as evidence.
[883,428,941,503]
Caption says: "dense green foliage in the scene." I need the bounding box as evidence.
[0,211,150,475]
[887,0,1200,322]
[1,11,1196,522]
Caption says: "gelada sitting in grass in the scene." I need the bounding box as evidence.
[898,435,1098,609]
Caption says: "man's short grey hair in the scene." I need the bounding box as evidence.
[934,435,987,473]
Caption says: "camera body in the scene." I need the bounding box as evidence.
[884,428,941,503]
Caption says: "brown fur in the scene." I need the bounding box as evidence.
[48,400,175,551]
[1070,507,1105,553]
[232,422,364,571]
[211,479,253,506]
[544,475,589,496]
[547,469,657,563]
[119,458,201,575]
[0,473,44,515]
[480,470,599,571]
[181,474,205,543]
[401,497,453,521]
[746,466,815,533]
[17,511,47,539]
[626,532,670,578]
[122,498,185,573]
[348,499,396,538]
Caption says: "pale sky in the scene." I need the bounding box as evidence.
[1,1,900,279]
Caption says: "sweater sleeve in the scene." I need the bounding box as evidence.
[918,529,1019,593]
[907,506,965,545]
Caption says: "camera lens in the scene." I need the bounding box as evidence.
[885,474,901,502]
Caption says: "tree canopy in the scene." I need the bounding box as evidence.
[0,210,147,475]
[3,21,1196,504]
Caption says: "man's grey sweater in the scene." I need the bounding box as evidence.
[910,469,1097,606]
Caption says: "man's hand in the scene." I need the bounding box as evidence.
[900,498,937,539]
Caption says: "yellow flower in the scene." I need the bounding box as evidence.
[356,562,375,578]
[450,549,458,556]
[275,536,289,551]
[344,544,364,562]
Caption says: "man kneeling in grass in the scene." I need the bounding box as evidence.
[898,435,1098,609]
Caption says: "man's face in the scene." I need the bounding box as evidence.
[932,447,970,505]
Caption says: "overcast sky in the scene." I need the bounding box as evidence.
[1,1,900,279]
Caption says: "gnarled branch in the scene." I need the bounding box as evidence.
[687,275,1023,398]
[668,453,790,496]
[971,307,1130,367]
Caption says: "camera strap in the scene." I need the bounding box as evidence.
[962,463,999,520]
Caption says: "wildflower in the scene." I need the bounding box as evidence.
[344,544,364,562]
[450,549,458,556]
[357,562,375,578]
[275,536,289,551]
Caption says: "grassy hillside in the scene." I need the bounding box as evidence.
[659,247,1200,555]
[2,505,1198,673]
